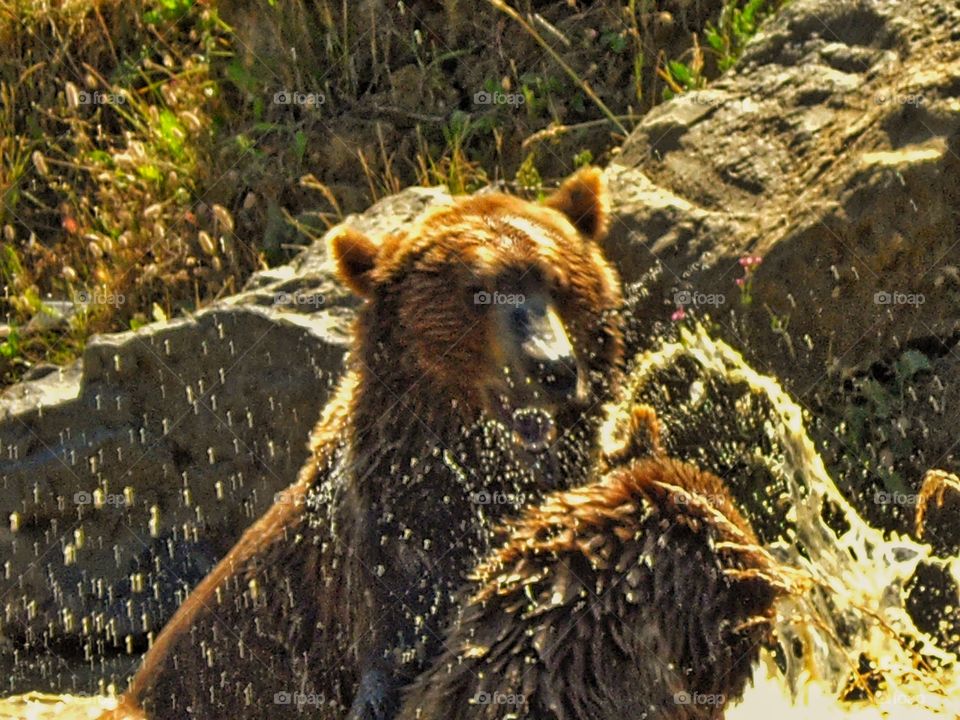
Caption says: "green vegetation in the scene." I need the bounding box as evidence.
[0,0,788,385]
[706,0,780,71]
[662,0,787,98]
[840,349,933,495]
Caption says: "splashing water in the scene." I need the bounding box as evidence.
[603,324,959,717]
[1,325,958,718]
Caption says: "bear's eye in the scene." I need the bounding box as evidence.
[509,305,531,336]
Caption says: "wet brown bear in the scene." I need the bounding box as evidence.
[109,168,624,719]
[398,422,789,720]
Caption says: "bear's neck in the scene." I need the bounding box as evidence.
[344,348,481,493]
[340,300,483,476]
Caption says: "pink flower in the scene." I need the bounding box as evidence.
[671,307,687,322]
[739,255,763,269]
[735,277,745,287]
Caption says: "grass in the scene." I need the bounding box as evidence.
[0,0,244,383]
[661,0,788,97]
[0,0,786,386]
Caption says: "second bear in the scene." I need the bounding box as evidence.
[399,438,790,719]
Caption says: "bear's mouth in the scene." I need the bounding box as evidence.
[490,393,558,453]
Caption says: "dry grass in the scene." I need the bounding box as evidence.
[0,0,251,382]
[0,0,782,386]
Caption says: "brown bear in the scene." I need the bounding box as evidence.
[108,167,624,720]
[397,417,790,720]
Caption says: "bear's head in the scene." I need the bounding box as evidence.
[328,167,623,452]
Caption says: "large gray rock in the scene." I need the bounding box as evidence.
[604,0,960,533]
[0,186,448,693]
[609,1,960,377]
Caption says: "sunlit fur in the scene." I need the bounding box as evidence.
[109,168,624,719]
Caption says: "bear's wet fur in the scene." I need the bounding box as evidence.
[398,410,788,720]
[110,168,624,719]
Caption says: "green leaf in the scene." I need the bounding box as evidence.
[573,149,593,169]
[137,164,162,182]
[668,60,694,87]
[86,150,114,165]
[881,469,908,495]
[294,130,307,162]
[743,0,767,25]
[705,25,725,51]
[157,108,185,158]
[225,61,258,94]
[483,77,501,94]
[0,324,19,358]
[860,379,891,418]
[601,31,628,53]
[571,91,586,114]
[843,405,868,446]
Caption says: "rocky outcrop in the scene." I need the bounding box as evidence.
[604,0,960,533]
[608,0,960,386]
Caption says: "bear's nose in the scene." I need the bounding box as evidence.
[510,299,584,404]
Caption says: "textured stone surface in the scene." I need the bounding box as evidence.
[607,0,960,391]
[603,0,960,537]
[0,186,449,692]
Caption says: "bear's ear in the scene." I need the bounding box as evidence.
[543,166,610,242]
[328,225,379,298]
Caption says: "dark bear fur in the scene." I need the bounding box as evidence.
[398,444,788,720]
[109,168,624,719]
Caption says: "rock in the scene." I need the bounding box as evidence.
[24,301,77,335]
[608,0,960,390]
[0,186,450,694]
[604,0,960,534]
